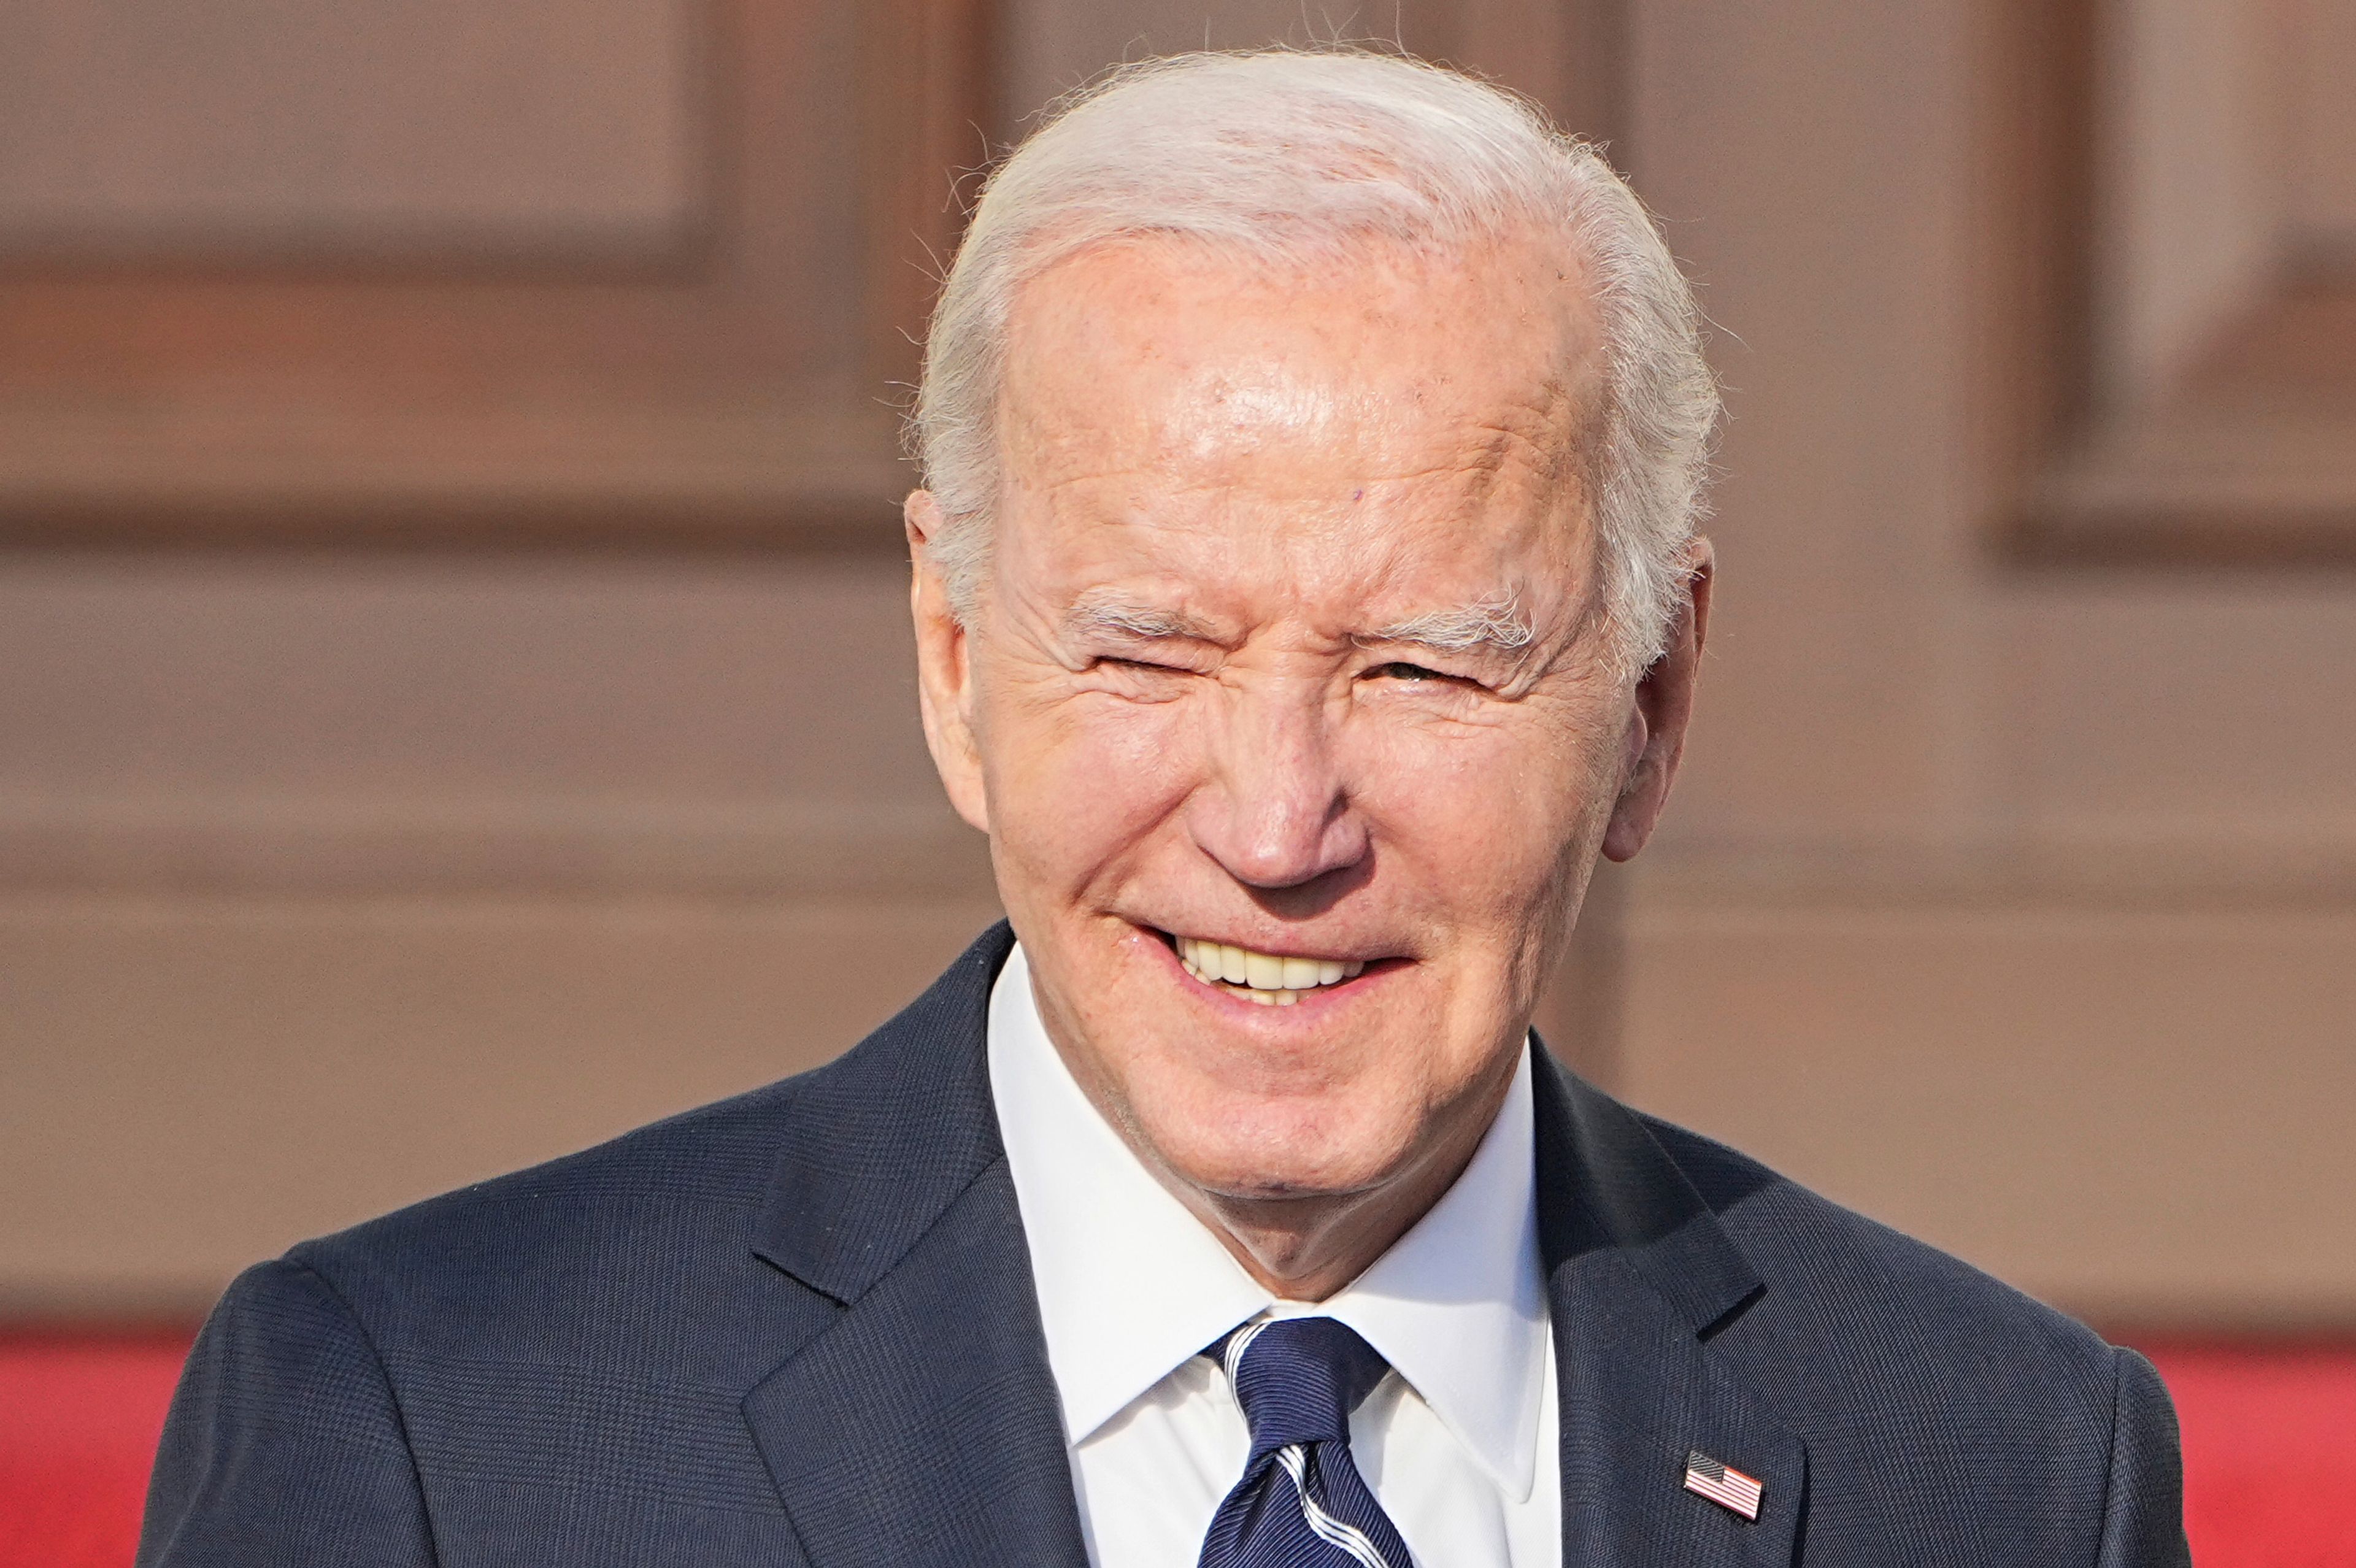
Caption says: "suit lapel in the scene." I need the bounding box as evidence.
[1534,1047,1807,1567]
[741,923,1090,1568]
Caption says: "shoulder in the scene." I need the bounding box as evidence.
[1634,1112,2174,1558]
[273,921,1012,1366]
[1641,1109,2121,1405]
[278,918,1013,1328]
[156,1039,912,1556]
[301,1068,806,1258]
[283,1071,825,1362]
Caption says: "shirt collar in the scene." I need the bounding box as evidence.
[987,940,1549,1500]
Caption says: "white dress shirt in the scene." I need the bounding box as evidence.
[988,941,1561,1568]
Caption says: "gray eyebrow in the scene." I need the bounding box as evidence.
[1064,594,1220,642]
[1363,593,1534,653]
[1066,590,1534,653]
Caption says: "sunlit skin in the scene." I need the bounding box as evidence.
[907,233,1711,1299]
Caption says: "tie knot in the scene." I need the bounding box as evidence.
[1212,1317,1391,1455]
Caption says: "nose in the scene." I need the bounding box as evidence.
[1188,683,1369,890]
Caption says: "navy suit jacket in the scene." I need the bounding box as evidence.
[141,923,2189,1566]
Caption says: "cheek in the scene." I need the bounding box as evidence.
[984,693,1203,886]
[1349,716,1611,918]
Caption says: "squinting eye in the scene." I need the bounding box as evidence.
[1367,661,1446,682]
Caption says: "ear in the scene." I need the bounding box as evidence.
[1602,537,1713,863]
[906,490,991,835]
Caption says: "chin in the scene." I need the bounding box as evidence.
[1131,1086,1422,1206]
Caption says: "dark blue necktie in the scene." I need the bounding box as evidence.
[1197,1317,1417,1568]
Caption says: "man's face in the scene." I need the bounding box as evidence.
[912,234,1695,1226]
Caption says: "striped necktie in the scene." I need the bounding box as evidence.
[1197,1316,1417,1568]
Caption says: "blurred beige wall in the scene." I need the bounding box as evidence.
[2,0,2352,1328]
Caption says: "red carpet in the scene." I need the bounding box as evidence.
[2,1333,2351,1565]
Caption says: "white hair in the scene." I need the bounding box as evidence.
[911,47,1717,671]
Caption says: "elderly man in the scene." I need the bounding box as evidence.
[141,50,2186,1568]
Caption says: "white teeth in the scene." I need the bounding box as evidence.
[1174,936,1370,996]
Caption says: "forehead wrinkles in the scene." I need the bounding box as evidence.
[993,234,1609,626]
[999,412,1601,644]
[1007,365,1590,523]
[1417,369,1588,513]
[1003,234,1596,440]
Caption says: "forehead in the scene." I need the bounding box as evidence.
[1001,231,1598,478]
[992,234,1605,620]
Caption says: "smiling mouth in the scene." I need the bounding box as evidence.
[1168,933,1369,1007]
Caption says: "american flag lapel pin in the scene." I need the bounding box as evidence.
[1683,1449,1765,1521]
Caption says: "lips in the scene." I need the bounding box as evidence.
[1171,934,1368,1006]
